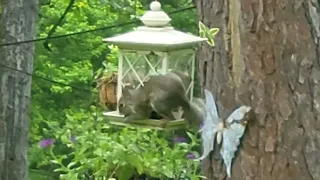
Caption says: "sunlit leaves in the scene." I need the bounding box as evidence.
[48,111,201,179]
[94,44,119,79]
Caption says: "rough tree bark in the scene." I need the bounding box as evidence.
[196,0,320,180]
[0,0,39,180]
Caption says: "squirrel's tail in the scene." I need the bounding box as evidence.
[183,98,206,129]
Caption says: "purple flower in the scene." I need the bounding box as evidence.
[200,122,204,129]
[173,136,187,143]
[39,139,55,148]
[186,153,196,159]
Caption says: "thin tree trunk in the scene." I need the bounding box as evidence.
[0,0,39,179]
[196,0,320,180]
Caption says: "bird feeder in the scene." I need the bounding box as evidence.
[102,0,206,130]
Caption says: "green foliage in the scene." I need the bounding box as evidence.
[43,107,202,179]
[29,0,203,179]
[29,169,55,180]
[29,0,143,177]
[94,44,119,80]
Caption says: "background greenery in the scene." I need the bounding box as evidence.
[29,0,201,179]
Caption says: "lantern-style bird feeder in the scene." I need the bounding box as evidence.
[103,1,206,130]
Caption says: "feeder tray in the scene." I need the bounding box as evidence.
[103,111,187,130]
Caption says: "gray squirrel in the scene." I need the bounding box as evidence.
[118,70,204,127]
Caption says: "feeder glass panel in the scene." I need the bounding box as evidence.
[120,51,164,90]
[167,49,195,99]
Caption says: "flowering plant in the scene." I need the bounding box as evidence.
[35,106,204,180]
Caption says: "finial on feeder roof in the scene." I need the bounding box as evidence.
[140,0,171,27]
[150,0,161,11]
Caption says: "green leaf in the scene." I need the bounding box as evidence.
[53,168,67,173]
[207,38,215,47]
[198,175,208,179]
[102,61,108,68]
[117,165,135,180]
[67,161,78,169]
[209,28,220,37]
[61,134,69,143]
[79,144,89,154]
[126,154,143,174]
[94,68,103,79]
[129,144,141,153]
[198,21,206,32]
[73,7,83,21]
[110,1,123,9]
[162,168,174,178]
[50,160,61,165]
[186,131,198,146]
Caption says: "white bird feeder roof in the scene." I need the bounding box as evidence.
[103,1,206,51]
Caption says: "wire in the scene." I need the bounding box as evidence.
[0,63,96,93]
[0,6,195,47]
[0,21,138,47]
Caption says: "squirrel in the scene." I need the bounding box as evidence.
[118,85,154,121]
[118,71,204,127]
[168,70,192,96]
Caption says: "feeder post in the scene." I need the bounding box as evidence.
[116,50,124,112]
[190,52,196,100]
[161,53,168,74]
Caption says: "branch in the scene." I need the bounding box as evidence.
[43,0,76,51]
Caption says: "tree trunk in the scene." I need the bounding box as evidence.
[196,0,320,180]
[0,0,39,179]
